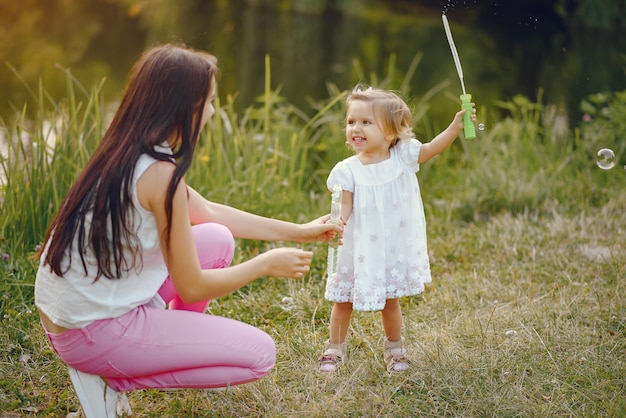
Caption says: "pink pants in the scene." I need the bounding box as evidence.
[44,223,276,392]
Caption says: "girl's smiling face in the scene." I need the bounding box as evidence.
[345,100,395,162]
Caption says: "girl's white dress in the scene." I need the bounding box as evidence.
[326,138,432,311]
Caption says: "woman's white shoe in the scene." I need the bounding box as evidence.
[68,368,132,417]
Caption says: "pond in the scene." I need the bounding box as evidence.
[1,0,625,131]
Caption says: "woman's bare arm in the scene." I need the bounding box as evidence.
[186,185,340,243]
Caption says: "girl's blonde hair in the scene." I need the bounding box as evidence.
[346,84,414,147]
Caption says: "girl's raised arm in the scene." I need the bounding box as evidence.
[419,106,476,163]
[418,109,465,163]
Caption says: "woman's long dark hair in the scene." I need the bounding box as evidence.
[40,44,218,280]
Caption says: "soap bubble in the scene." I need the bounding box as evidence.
[478,123,485,131]
[596,148,616,170]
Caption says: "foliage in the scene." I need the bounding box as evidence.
[1,70,625,416]
[568,0,626,29]
[580,90,626,157]
[0,69,106,255]
[420,91,624,223]
[190,55,349,222]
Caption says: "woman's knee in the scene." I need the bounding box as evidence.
[254,332,277,377]
[191,223,235,268]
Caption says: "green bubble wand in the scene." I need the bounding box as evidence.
[326,184,343,279]
[442,14,476,139]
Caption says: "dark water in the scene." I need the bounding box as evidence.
[1,0,625,130]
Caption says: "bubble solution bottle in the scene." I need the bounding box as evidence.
[460,94,476,139]
[326,185,343,279]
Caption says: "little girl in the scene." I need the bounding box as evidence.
[319,85,476,372]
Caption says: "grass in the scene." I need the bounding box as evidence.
[0,63,624,416]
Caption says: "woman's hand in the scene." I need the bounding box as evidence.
[296,214,343,243]
[257,247,314,278]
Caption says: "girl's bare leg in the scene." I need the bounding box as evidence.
[329,302,353,343]
[381,298,402,341]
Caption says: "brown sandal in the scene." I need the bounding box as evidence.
[384,337,409,372]
[318,340,347,373]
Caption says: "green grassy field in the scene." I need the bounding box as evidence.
[1,72,624,416]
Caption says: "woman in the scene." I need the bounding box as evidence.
[35,43,341,417]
